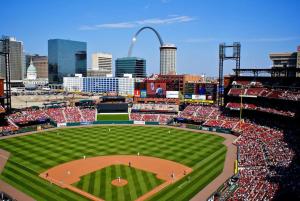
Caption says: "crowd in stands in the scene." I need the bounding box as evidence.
[8,107,96,125]
[178,104,298,200]
[229,122,296,200]
[10,109,49,124]
[81,108,97,122]
[226,102,295,117]
[0,118,19,136]
[228,87,300,101]
[179,105,219,122]
[129,113,176,124]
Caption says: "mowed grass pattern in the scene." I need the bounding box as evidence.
[0,126,226,201]
[73,165,163,201]
[97,114,129,121]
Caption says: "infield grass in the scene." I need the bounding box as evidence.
[0,126,226,201]
[73,165,163,201]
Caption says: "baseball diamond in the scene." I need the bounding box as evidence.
[0,126,228,201]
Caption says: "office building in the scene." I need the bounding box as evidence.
[115,57,146,78]
[25,54,48,78]
[48,39,87,84]
[63,76,134,95]
[88,52,112,77]
[0,36,25,81]
[160,44,177,75]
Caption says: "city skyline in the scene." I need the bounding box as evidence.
[1,0,300,76]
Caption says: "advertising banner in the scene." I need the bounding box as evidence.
[166,91,179,98]
[184,94,192,99]
[192,95,206,100]
[140,90,147,98]
[134,90,140,97]
[146,82,166,98]
[134,121,145,125]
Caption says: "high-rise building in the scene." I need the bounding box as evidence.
[25,54,48,78]
[89,53,112,77]
[115,57,146,78]
[160,44,177,75]
[48,39,87,84]
[0,36,25,81]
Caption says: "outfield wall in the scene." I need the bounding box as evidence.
[66,120,159,127]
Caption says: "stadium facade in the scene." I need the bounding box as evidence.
[63,76,134,95]
[48,39,87,84]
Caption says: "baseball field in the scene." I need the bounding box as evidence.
[0,126,227,201]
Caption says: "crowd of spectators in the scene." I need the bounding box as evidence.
[229,122,295,200]
[80,108,97,122]
[0,118,19,135]
[129,113,176,124]
[226,102,295,117]
[9,109,49,124]
[7,107,96,125]
[228,87,300,101]
[179,105,219,122]
[178,104,297,200]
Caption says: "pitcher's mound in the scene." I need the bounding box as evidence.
[111,178,128,187]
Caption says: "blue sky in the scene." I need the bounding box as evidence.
[1,0,300,76]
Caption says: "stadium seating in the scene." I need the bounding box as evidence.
[226,102,295,117]
[179,105,220,122]
[9,109,49,123]
[129,113,175,124]
[228,86,300,101]
[80,108,97,122]
[7,107,97,125]
[177,104,297,200]
[0,118,19,135]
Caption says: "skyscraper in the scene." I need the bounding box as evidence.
[0,36,25,81]
[160,44,177,75]
[25,54,48,78]
[48,39,87,84]
[115,57,146,78]
[88,52,112,77]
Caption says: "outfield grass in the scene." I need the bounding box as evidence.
[73,165,163,201]
[97,114,129,121]
[0,126,226,201]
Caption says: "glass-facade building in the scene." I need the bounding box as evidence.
[48,39,87,84]
[115,57,146,78]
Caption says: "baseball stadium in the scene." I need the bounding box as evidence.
[1,12,300,201]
